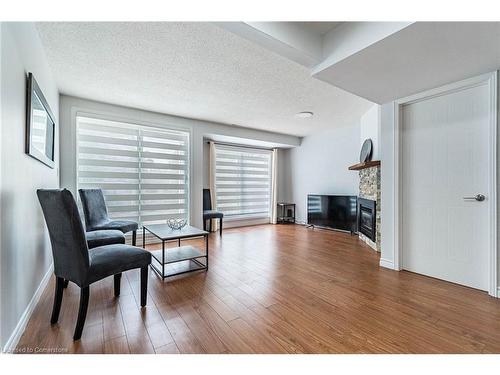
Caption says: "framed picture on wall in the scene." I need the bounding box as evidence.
[26,72,56,168]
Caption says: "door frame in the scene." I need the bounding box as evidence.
[392,72,498,297]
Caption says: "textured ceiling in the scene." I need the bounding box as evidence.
[36,22,372,137]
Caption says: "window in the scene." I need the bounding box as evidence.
[214,144,272,219]
[76,115,190,227]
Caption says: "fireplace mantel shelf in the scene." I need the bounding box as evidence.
[348,160,381,171]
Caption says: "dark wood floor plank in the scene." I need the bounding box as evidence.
[268,303,357,353]
[194,303,255,354]
[104,336,130,354]
[126,333,155,354]
[175,302,227,353]
[144,321,175,349]
[227,318,288,354]
[68,322,104,354]
[102,299,126,342]
[156,302,206,354]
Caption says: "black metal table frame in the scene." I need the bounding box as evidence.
[142,226,209,280]
[277,202,296,224]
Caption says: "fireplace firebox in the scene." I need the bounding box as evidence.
[357,197,376,242]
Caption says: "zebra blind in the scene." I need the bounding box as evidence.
[77,115,190,227]
[214,144,272,219]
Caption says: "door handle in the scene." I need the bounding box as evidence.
[463,194,486,202]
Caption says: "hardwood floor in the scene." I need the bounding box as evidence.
[16,224,500,353]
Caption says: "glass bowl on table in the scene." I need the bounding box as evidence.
[167,218,188,230]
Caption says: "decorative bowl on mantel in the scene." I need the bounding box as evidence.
[167,218,188,230]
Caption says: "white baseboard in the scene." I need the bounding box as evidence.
[2,263,53,353]
[223,217,270,229]
[379,258,396,270]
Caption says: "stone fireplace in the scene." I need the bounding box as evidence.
[352,105,382,251]
[358,165,381,251]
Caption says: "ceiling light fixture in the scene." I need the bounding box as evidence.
[296,111,314,119]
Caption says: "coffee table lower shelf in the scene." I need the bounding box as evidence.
[150,245,208,279]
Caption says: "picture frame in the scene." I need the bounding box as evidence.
[26,72,56,168]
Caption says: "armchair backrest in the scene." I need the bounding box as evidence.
[203,189,212,211]
[37,189,90,285]
[78,188,109,230]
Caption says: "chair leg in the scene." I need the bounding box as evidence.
[219,218,223,236]
[132,230,137,246]
[114,273,122,297]
[63,279,69,288]
[203,219,206,231]
[50,277,65,324]
[209,219,212,232]
[140,266,148,307]
[73,287,90,341]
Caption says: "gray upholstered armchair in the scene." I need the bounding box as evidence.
[37,189,151,340]
[79,188,139,245]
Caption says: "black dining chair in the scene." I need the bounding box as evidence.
[37,189,151,340]
[86,229,125,249]
[60,230,127,289]
[203,188,223,235]
[79,188,138,245]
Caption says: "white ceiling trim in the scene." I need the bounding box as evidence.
[215,22,323,67]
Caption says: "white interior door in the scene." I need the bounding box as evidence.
[401,79,494,291]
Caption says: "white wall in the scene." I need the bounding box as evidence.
[203,141,210,188]
[360,105,380,160]
[498,73,500,293]
[280,122,361,223]
[59,96,299,229]
[0,23,3,347]
[0,24,3,338]
[277,148,288,204]
[0,22,60,350]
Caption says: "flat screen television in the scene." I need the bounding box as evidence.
[307,195,358,233]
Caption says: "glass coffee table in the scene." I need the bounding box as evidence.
[142,224,209,279]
